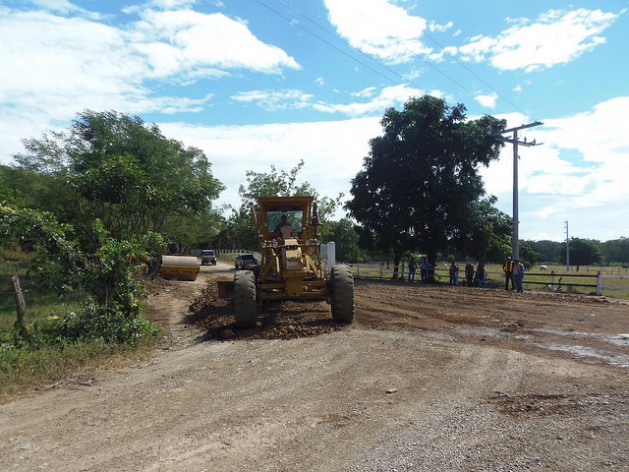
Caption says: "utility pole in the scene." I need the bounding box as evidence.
[493,121,543,260]
[565,220,570,271]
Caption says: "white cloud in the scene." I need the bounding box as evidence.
[0,11,148,118]
[30,0,103,19]
[132,10,301,77]
[147,0,198,10]
[474,92,498,109]
[481,98,629,240]
[158,117,383,211]
[351,87,378,98]
[429,20,453,33]
[459,8,619,72]
[231,90,314,111]
[0,5,302,161]
[228,84,425,118]
[313,84,424,116]
[324,0,431,64]
[426,45,457,62]
[536,97,629,207]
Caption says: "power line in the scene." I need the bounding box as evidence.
[254,0,400,85]
[255,0,543,139]
[258,0,472,94]
[263,0,544,117]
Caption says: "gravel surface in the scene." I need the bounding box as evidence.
[1,262,627,471]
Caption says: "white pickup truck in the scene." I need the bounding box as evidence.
[201,249,217,265]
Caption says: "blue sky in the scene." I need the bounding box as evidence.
[1,0,628,242]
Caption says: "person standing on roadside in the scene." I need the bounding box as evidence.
[503,256,515,290]
[449,261,459,286]
[514,259,525,293]
[420,257,432,282]
[465,262,475,287]
[408,257,417,283]
[476,263,486,287]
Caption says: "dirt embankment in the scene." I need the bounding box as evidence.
[1,263,628,472]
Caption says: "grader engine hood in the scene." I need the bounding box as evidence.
[283,239,304,270]
[282,238,310,296]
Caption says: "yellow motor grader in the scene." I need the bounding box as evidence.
[230,196,355,328]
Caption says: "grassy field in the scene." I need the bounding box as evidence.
[350,262,629,299]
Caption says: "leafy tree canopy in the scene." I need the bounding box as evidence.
[525,240,561,263]
[346,95,506,271]
[457,196,512,264]
[601,237,629,264]
[558,237,602,270]
[323,218,366,263]
[238,160,314,207]
[13,110,224,242]
[226,160,343,247]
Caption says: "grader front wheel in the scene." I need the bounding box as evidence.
[234,270,257,328]
[330,265,355,324]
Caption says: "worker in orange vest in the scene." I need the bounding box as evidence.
[503,256,515,290]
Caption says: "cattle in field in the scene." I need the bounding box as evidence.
[540,265,549,271]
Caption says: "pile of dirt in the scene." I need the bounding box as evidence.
[187,278,348,341]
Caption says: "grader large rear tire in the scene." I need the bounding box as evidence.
[234,270,257,328]
[330,265,355,324]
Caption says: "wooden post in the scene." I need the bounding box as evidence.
[11,275,28,336]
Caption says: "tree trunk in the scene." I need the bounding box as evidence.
[392,253,402,279]
[427,248,438,283]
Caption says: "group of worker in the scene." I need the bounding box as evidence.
[502,256,526,293]
[406,257,435,283]
[405,256,526,293]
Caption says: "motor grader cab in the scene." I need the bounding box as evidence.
[231,196,355,328]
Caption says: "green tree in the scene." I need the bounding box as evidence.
[238,160,315,208]
[518,241,539,270]
[458,196,512,265]
[346,95,506,276]
[323,218,366,263]
[217,206,258,251]
[526,240,561,263]
[558,237,602,270]
[1,205,162,344]
[227,161,343,251]
[14,110,224,242]
[0,164,78,222]
[237,160,342,221]
[601,237,629,265]
[0,204,82,290]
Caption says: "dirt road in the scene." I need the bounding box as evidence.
[1,263,628,471]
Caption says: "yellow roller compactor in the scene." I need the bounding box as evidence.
[225,196,355,328]
[160,255,200,281]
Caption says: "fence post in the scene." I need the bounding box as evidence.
[596,272,603,296]
[11,275,28,336]
[380,262,384,280]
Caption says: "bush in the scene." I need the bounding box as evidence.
[2,206,164,350]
